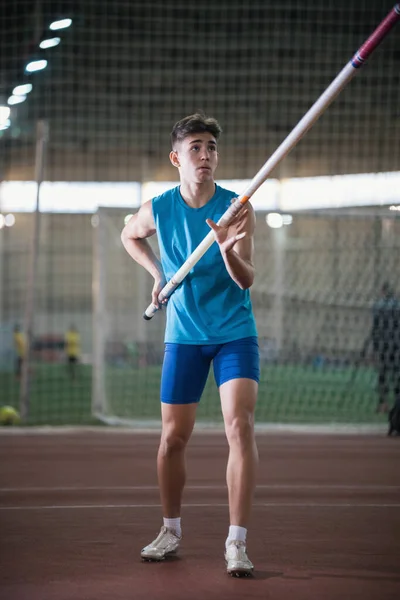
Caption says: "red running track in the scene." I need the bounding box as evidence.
[0,431,399,600]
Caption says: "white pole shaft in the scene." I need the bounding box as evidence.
[238,64,356,202]
[143,64,356,320]
[144,5,400,320]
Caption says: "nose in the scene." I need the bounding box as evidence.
[200,148,210,161]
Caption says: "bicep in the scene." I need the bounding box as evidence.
[122,200,156,240]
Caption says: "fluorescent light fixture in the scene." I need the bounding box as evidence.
[266,213,284,229]
[49,18,72,30]
[282,214,293,225]
[8,94,27,105]
[25,59,48,73]
[1,174,399,214]
[40,37,61,49]
[0,181,141,213]
[281,172,400,211]
[0,106,11,127]
[13,84,33,95]
[4,214,16,227]
[0,119,11,131]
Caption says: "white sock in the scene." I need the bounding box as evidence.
[226,525,247,549]
[163,517,182,537]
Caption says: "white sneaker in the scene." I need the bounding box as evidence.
[141,526,181,561]
[225,541,254,577]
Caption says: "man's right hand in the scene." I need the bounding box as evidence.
[151,275,168,309]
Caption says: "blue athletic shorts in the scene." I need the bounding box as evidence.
[160,336,260,405]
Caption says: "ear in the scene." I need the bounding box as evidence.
[169,150,180,168]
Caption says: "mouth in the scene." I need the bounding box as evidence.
[197,167,211,172]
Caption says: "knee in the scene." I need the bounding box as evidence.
[225,413,255,449]
[159,429,189,456]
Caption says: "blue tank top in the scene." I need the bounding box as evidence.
[152,184,257,344]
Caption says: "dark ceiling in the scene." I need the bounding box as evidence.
[1,0,399,181]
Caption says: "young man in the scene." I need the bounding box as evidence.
[370,282,400,416]
[121,112,259,576]
[65,325,81,381]
[13,324,26,379]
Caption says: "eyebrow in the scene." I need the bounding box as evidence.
[189,139,217,145]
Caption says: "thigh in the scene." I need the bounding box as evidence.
[160,343,212,405]
[213,336,260,389]
[219,377,258,425]
[213,337,259,422]
[160,401,198,442]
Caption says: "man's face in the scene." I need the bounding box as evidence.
[170,132,218,182]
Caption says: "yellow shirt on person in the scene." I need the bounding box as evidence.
[65,330,81,358]
[13,332,26,358]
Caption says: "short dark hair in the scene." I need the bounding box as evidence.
[170,112,222,148]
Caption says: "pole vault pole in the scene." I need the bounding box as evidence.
[144,4,400,320]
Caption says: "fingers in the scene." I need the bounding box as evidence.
[230,232,246,247]
[151,292,161,309]
[224,208,248,229]
[226,209,248,235]
[232,208,248,223]
[223,232,246,253]
[206,218,219,231]
[152,288,167,308]
[152,296,168,309]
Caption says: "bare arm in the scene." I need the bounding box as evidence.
[121,200,166,307]
[206,202,255,290]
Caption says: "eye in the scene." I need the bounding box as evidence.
[191,145,200,152]
[209,145,217,152]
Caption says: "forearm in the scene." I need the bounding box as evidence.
[221,248,254,290]
[121,235,163,280]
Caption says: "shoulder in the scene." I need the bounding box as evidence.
[151,186,180,221]
[152,186,179,207]
[120,200,156,240]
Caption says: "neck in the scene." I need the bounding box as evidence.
[179,180,216,208]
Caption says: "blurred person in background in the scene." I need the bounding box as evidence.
[370,282,400,414]
[13,323,26,380]
[65,325,81,381]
